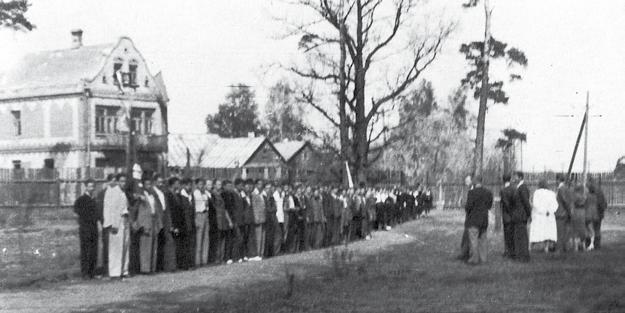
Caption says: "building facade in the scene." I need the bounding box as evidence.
[0,30,168,173]
[274,140,318,183]
[168,134,286,181]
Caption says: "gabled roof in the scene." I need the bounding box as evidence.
[169,134,284,168]
[0,43,115,99]
[274,140,310,162]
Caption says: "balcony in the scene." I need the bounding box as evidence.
[92,134,167,152]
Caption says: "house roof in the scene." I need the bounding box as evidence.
[274,140,309,162]
[169,134,283,168]
[0,43,115,99]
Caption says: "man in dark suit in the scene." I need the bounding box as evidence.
[499,174,516,258]
[464,175,493,265]
[458,175,473,261]
[74,179,99,279]
[555,174,572,253]
[513,171,531,262]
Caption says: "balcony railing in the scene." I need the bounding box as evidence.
[92,134,167,151]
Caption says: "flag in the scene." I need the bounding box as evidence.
[345,161,354,188]
[114,69,125,95]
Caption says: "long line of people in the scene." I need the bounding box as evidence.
[73,173,435,279]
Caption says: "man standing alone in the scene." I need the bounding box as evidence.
[464,176,493,265]
[74,179,98,279]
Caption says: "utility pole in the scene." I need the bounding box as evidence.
[583,91,589,191]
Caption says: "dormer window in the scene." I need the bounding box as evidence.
[102,75,107,84]
[128,64,138,87]
[144,77,149,87]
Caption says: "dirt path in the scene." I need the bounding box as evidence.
[0,228,414,313]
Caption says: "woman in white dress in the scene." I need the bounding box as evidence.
[529,180,558,252]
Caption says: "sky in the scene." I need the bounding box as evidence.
[1,0,625,172]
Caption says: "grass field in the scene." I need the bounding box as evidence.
[1,209,624,313]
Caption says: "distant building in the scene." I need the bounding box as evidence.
[0,30,168,173]
[274,140,317,183]
[168,133,286,181]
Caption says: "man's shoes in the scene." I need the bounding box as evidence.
[249,256,262,261]
[226,259,233,265]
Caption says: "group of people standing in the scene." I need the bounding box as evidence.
[74,172,435,279]
[457,171,607,266]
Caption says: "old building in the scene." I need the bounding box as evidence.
[274,140,318,183]
[0,30,168,173]
[168,134,286,181]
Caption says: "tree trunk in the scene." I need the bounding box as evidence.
[353,0,368,185]
[473,0,491,178]
[339,4,350,186]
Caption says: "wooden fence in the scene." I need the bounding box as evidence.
[436,172,625,209]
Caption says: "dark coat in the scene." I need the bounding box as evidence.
[517,183,532,220]
[166,190,185,234]
[596,187,607,220]
[555,185,572,220]
[500,185,518,224]
[464,186,493,229]
[212,190,232,231]
[178,192,195,235]
[74,193,99,229]
[240,191,255,225]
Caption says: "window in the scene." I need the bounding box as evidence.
[11,110,21,136]
[102,75,107,84]
[130,108,154,135]
[144,77,149,87]
[128,64,138,87]
[12,160,21,170]
[44,158,54,169]
[95,106,120,134]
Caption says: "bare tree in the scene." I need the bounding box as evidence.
[279,0,453,183]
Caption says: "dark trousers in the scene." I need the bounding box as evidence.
[100,227,109,276]
[79,226,98,278]
[174,233,192,270]
[274,223,284,255]
[225,227,243,261]
[285,217,304,253]
[350,216,363,240]
[129,231,140,274]
[459,227,469,260]
[324,218,334,246]
[238,224,253,258]
[264,214,278,257]
[555,217,570,252]
[512,221,529,261]
[503,222,514,257]
[586,219,603,249]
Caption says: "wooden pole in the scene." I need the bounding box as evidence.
[567,112,587,181]
[583,91,589,191]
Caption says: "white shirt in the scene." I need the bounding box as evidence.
[193,189,209,213]
[273,191,285,223]
[144,190,156,214]
[180,189,193,204]
[153,187,166,212]
[517,180,525,188]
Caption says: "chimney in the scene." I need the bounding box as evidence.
[247,132,255,138]
[71,29,83,49]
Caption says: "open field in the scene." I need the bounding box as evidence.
[1,209,625,313]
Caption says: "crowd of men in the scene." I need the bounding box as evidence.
[458,171,607,265]
[73,172,435,279]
